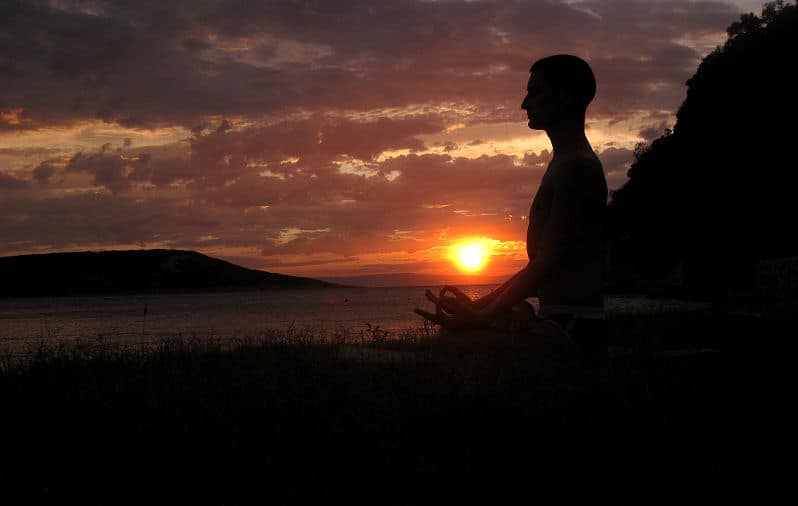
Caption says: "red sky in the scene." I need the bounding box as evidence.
[0,0,766,284]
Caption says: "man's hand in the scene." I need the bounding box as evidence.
[425,285,473,312]
[414,285,491,331]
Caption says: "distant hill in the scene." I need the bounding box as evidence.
[0,249,341,297]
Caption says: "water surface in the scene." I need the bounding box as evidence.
[0,286,709,351]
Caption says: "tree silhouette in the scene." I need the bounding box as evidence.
[607,1,798,295]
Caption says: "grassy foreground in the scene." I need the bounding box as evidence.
[2,309,797,505]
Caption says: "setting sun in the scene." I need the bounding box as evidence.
[451,239,492,273]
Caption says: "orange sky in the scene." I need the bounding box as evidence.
[0,0,765,284]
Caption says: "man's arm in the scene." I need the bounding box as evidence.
[417,180,585,330]
[423,263,526,314]
[417,261,542,330]
[416,161,597,329]
[471,269,526,309]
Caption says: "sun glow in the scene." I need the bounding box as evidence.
[450,238,492,273]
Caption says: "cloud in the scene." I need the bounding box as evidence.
[32,160,57,185]
[124,115,442,190]
[0,106,655,270]
[0,146,63,157]
[66,147,145,194]
[2,0,740,130]
[0,0,750,275]
[0,134,546,262]
[0,171,28,189]
[639,122,672,142]
[597,146,635,190]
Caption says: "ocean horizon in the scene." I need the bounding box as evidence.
[0,286,710,352]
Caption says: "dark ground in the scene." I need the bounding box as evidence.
[2,307,797,505]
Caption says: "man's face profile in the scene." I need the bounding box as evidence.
[522,72,557,130]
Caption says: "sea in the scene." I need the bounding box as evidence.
[0,286,710,352]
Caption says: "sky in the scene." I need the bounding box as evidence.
[0,0,769,284]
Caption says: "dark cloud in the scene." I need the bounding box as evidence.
[177,115,443,188]
[0,146,63,157]
[0,142,544,260]
[9,113,444,195]
[0,188,220,255]
[66,149,140,194]
[639,122,672,142]
[179,38,213,52]
[0,171,28,189]
[32,160,57,185]
[146,156,191,186]
[0,128,649,271]
[441,141,459,152]
[597,147,635,190]
[2,0,741,129]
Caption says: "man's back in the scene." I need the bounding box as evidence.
[527,151,607,310]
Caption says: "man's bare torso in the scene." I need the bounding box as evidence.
[526,151,607,309]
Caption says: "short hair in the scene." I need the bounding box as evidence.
[530,54,596,112]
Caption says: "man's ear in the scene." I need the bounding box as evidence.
[554,86,574,108]
[553,86,581,114]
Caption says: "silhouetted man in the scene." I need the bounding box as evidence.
[415,54,608,354]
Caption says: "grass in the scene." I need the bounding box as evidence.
[1,309,797,505]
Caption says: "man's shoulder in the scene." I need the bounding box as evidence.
[551,151,602,170]
[550,152,604,186]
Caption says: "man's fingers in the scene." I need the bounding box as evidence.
[440,295,475,318]
[414,308,441,325]
[415,307,458,328]
[443,285,472,304]
[425,289,438,305]
[441,299,462,316]
[416,307,471,331]
[426,290,461,314]
[421,288,469,329]
[439,287,463,315]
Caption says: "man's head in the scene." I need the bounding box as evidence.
[522,54,596,130]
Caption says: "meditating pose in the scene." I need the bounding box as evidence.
[415,54,608,354]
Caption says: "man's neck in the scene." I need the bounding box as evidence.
[546,118,592,159]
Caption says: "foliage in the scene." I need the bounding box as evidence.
[607,1,798,294]
[2,314,798,504]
